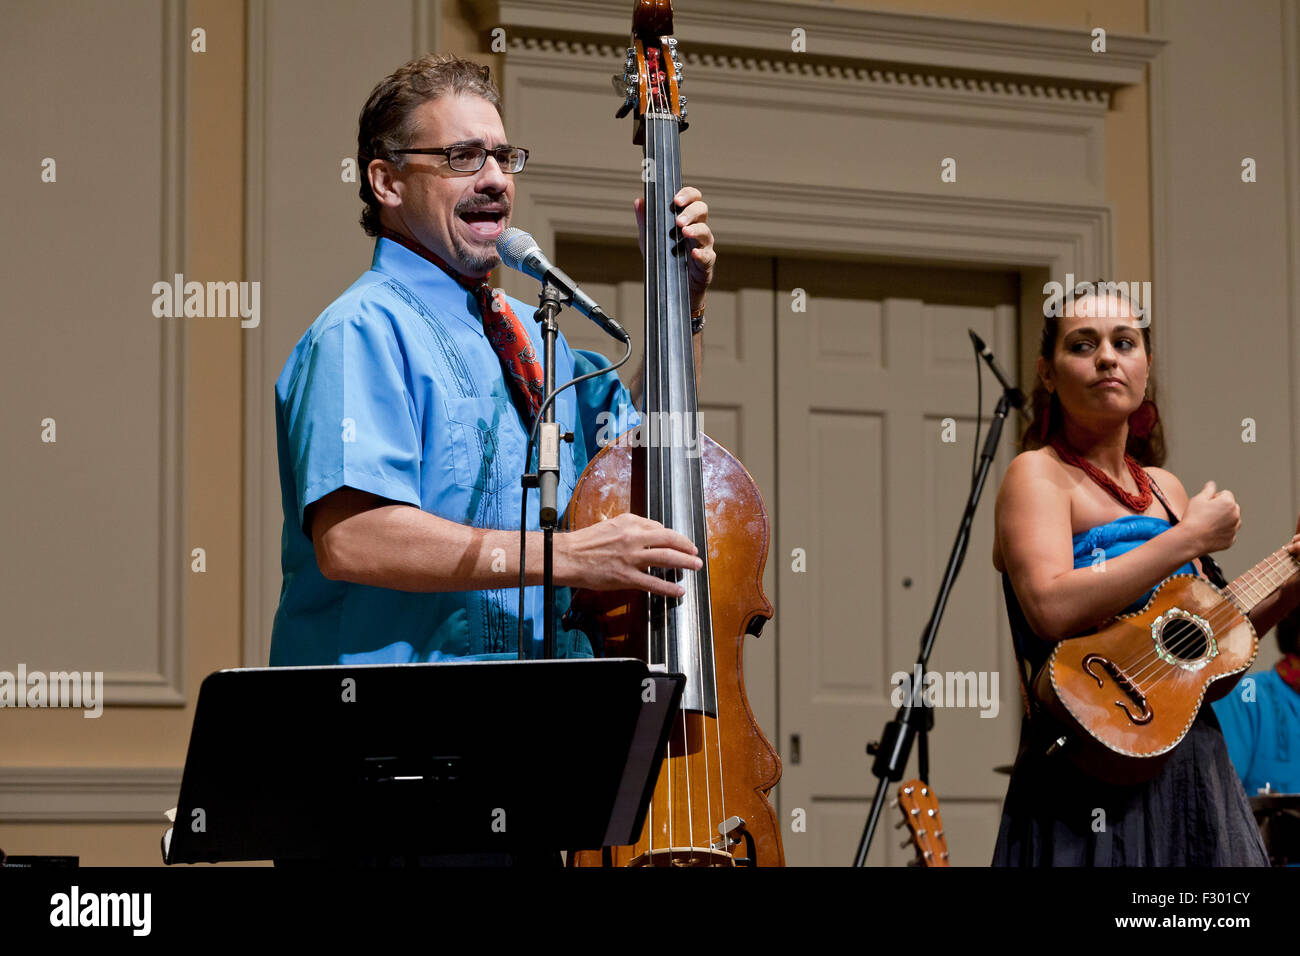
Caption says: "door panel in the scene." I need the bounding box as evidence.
[776,259,1020,866]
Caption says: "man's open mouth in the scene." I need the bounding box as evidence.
[458,207,506,240]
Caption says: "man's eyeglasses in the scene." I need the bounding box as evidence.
[389,144,529,174]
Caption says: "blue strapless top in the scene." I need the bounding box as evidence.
[1071,515,1197,610]
[1005,515,1198,672]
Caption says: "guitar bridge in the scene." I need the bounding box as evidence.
[1082,653,1153,725]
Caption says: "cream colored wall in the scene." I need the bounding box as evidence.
[7,0,1292,867]
[445,0,1152,293]
[0,0,245,866]
[1149,0,1300,662]
[707,0,1153,291]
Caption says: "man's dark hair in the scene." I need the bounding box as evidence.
[356,54,502,236]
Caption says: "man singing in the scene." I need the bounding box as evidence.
[270,54,714,665]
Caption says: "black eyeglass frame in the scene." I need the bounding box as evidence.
[388,144,529,173]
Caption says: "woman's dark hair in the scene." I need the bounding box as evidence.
[356,54,502,237]
[1021,281,1166,467]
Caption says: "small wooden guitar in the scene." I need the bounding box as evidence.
[1033,542,1300,783]
[896,779,950,867]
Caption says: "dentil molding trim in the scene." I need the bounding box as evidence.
[471,0,1164,100]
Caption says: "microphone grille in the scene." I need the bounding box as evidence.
[496,227,537,272]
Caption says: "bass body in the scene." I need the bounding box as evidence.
[563,433,781,866]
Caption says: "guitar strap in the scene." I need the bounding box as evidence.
[1146,475,1230,588]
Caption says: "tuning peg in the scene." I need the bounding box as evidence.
[894,817,906,830]
[899,838,914,849]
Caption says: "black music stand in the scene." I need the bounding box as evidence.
[163,659,683,865]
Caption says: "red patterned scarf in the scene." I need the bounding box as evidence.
[1277,652,1300,695]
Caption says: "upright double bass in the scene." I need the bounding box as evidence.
[562,0,784,867]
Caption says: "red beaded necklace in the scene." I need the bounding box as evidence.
[1050,437,1153,513]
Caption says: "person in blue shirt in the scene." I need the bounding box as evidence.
[1213,609,1300,795]
[270,54,716,666]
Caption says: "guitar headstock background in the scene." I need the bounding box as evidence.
[897,779,952,867]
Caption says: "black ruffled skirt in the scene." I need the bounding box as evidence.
[992,707,1268,866]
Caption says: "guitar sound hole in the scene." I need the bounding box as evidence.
[1159,618,1209,661]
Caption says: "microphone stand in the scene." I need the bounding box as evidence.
[852,370,1020,867]
[519,278,571,661]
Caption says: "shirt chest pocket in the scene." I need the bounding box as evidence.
[444,394,576,496]
[445,395,519,494]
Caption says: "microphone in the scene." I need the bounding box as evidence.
[496,228,630,343]
[968,330,1027,413]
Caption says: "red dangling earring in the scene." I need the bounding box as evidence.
[1129,398,1159,438]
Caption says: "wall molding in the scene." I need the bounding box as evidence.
[504,164,1111,304]
[242,0,270,671]
[508,35,1114,107]
[0,768,181,824]
[412,0,441,55]
[472,0,1164,98]
[111,0,188,705]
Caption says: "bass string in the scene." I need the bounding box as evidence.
[651,96,674,854]
[646,85,689,858]
[661,88,727,859]
[659,93,708,858]
[641,75,662,860]
[652,98,670,862]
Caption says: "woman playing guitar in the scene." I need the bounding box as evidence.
[991,283,1300,865]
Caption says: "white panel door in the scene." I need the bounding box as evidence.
[775,259,1021,866]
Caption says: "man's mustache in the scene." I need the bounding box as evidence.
[456,196,510,216]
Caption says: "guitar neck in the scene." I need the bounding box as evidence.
[1224,546,1300,616]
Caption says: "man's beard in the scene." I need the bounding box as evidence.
[451,232,500,276]
[453,195,508,276]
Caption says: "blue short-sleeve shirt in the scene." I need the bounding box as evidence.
[270,237,640,665]
[1212,668,1300,795]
